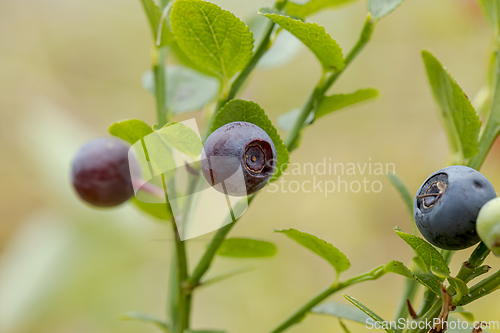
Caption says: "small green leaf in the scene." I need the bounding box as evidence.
[343,295,396,333]
[368,0,405,20]
[278,108,314,131]
[422,50,480,159]
[138,0,174,47]
[170,0,254,83]
[311,301,370,324]
[217,238,277,258]
[211,99,289,180]
[384,260,442,295]
[200,265,256,288]
[275,228,350,276]
[185,330,225,333]
[286,0,359,18]
[120,311,169,332]
[478,0,500,33]
[259,8,344,72]
[395,229,450,275]
[109,119,154,145]
[386,173,413,218]
[431,267,469,303]
[142,66,220,114]
[159,122,203,157]
[315,88,379,120]
[132,197,172,221]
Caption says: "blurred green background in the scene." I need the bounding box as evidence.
[1,0,500,332]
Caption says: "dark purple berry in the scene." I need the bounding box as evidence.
[71,137,135,207]
[414,165,496,250]
[201,122,277,196]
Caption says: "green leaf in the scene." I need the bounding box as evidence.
[132,197,172,221]
[185,330,225,333]
[384,260,442,295]
[386,173,413,217]
[139,0,174,47]
[120,311,169,332]
[478,0,500,33]
[395,229,450,275]
[286,0,359,18]
[422,50,481,159]
[275,228,350,276]
[259,8,344,72]
[109,119,154,145]
[170,0,254,83]
[368,0,405,20]
[431,267,469,303]
[343,295,396,333]
[170,41,220,78]
[315,88,379,120]
[159,122,203,157]
[278,108,314,131]
[142,65,220,114]
[217,238,277,258]
[200,265,256,288]
[312,301,370,324]
[211,99,289,180]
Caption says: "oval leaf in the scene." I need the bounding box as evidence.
[211,99,290,180]
[170,0,254,83]
[109,119,154,145]
[422,50,480,159]
[384,260,442,296]
[394,229,450,275]
[217,238,277,258]
[275,228,350,276]
[316,88,378,120]
[259,8,344,72]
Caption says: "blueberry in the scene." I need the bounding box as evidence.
[413,165,496,250]
[476,197,500,256]
[201,122,277,196]
[71,137,135,207]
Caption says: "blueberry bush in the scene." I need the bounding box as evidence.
[71,0,500,332]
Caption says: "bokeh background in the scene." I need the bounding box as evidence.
[1,0,500,332]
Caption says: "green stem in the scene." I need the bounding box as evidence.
[416,288,437,318]
[270,265,386,333]
[153,47,169,128]
[186,196,255,288]
[457,269,500,306]
[406,300,441,333]
[161,175,189,333]
[456,242,491,283]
